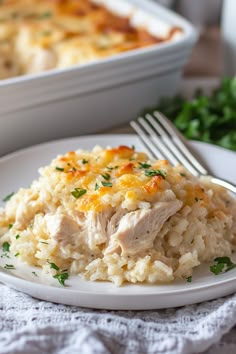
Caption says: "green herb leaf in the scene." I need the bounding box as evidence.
[95,183,100,191]
[4,264,15,270]
[71,188,87,199]
[32,271,38,277]
[210,263,225,275]
[3,192,14,202]
[68,167,77,172]
[55,167,64,172]
[138,162,152,169]
[14,253,19,257]
[214,256,233,266]
[101,181,112,187]
[8,223,13,229]
[186,276,192,282]
[144,169,167,179]
[82,159,89,164]
[47,261,59,271]
[2,242,10,252]
[40,241,49,245]
[15,234,20,240]
[106,165,118,171]
[53,272,69,286]
[210,256,236,275]
[142,77,236,152]
[101,173,110,181]
[225,264,236,272]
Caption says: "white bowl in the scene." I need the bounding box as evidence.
[0,0,197,156]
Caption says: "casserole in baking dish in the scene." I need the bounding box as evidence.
[0,0,197,156]
[0,0,182,79]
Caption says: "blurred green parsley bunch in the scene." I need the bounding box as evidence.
[143,77,236,151]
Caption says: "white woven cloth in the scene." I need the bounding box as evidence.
[1,284,236,354]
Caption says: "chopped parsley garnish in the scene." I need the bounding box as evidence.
[101,173,110,181]
[131,145,135,150]
[210,262,225,275]
[1,242,10,258]
[138,162,152,169]
[68,167,77,172]
[95,183,100,191]
[32,271,38,277]
[47,261,60,271]
[15,234,20,240]
[2,242,10,252]
[180,173,186,177]
[195,198,202,202]
[71,188,87,199]
[3,192,14,202]
[55,167,64,172]
[210,256,236,275]
[14,253,19,257]
[8,223,13,229]
[40,241,49,245]
[186,276,192,282]
[53,272,69,286]
[4,264,15,270]
[49,264,69,286]
[106,165,118,171]
[82,159,89,164]
[148,77,236,152]
[144,169,167,179]
[101,181,112,187]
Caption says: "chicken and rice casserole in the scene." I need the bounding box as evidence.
[0,145,236,286]
[0,0,182,79]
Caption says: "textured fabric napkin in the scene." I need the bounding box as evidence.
[1,284,236,354]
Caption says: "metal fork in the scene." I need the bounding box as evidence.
[130,111,236,195]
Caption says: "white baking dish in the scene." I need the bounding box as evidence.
[0,0,197,155]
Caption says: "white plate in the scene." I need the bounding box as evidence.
[0,134,236,310]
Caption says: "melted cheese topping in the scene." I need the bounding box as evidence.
[0,0,182,79]
[36,145,210,214]
[40,145,164,212]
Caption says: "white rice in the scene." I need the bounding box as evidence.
[0,145,235,286]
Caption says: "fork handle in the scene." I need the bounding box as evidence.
[208,176,236,195]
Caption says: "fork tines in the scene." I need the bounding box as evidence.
[130,111,208,177]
